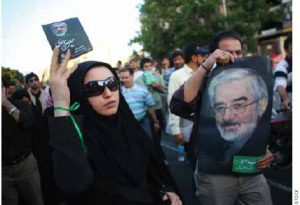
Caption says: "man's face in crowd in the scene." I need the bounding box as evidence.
[173,55,185,69]
[218,38,243,58]
[129,60,138,71]
[143,62,153,71]
[161,58,170,69]
[7,85,16,96]
[27,77,41,91]
[119,71,134,88]
[196,54,208,67]
[213,79,260,142]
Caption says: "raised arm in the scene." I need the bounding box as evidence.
[48,48,93,194]
[49,48,77,116]
[2,87,34,127]
[184,49,234,102]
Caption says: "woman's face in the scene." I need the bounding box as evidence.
[84,66,119,116]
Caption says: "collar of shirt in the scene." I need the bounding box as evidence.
[183,64,194,75]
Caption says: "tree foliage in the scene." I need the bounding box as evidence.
[1,67,24,86]
[131,0,282,60]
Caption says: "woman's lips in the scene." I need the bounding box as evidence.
[105,101,117,108]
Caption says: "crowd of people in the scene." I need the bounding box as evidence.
[2,30,292,205]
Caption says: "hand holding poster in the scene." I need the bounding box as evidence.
[42,17,93,62]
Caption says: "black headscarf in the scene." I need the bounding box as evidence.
[68,61,152,192]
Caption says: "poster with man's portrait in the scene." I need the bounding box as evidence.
[42,17,93,62]
[196,56,273,174]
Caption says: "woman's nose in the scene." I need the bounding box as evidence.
[102,87,112,98]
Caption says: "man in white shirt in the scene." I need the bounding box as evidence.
[166,43,209,159]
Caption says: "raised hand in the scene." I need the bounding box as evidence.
[49,47,77,115]
[202,49,235,70]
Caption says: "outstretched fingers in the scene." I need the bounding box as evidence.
[50,47,60,74]
[50,48,76,86]
[63,63,78,79]
[59,50,72,75]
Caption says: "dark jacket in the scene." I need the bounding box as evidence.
[2,100,34,164]
[49,115,176,205]
[49,61,179,205]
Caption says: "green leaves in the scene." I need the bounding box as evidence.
[2,67,24,86]
[131,0,282,60]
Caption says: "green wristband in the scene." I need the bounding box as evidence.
[54,102,87,153]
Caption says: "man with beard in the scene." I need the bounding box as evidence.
[169,30,273,205]
[50,21,68,37]
[208,68,268,162]
[25,72,47,117]
[163,50,185,90]
[25,73,65,204]
[166,43,209,163]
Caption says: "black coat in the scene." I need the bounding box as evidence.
[49,61,179,205]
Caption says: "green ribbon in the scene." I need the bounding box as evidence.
[54,102,87,153]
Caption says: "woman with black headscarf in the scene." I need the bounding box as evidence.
[48,48,182,205]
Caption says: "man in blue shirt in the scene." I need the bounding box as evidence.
[119,68,160,138]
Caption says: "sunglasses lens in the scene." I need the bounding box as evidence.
[84,77,119,97]
[106,79,119,91]
[84,82,105,97]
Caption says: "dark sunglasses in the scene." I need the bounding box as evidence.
[84,76,119,97]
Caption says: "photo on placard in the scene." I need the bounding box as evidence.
[196,56,273,174]
[42,17,93,62]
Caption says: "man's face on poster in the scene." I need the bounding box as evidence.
[213,79,261,142]
[51,22,68,37]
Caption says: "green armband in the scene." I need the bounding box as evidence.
[54,102,87,153]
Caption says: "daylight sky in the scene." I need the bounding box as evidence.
[1,0,143,78]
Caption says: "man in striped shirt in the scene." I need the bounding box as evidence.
[120,68,160,138]
[273,36,292,111]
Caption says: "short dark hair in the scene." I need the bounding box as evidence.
[119,67,134,75]
[25,72,39,84]
[170,50,184,61]
[183,43,209,63]
[284,35,292,51]
[140,58,152,69]
[209,30,242,53]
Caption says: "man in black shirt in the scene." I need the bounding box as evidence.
[2,85,44,205]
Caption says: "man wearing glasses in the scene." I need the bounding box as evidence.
[169,30,273,205]
[25,72,47,117]
[208,68,268,163]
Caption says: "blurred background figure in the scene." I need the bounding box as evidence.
[273,35,292,112]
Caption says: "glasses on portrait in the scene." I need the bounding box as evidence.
[211,99,261,117]
[29,78,39,83]
[84,76,119,97]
